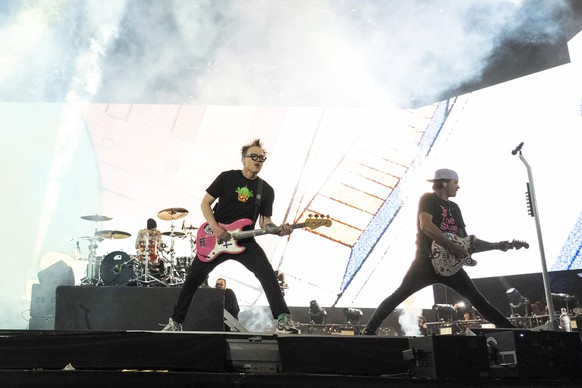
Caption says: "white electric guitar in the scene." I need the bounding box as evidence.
[196,215,332,262]
[431,233,529,276]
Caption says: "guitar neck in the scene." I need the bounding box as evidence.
[470,241,506,254]
[232,222,305,240]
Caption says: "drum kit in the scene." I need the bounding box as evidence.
[72,208,198,287]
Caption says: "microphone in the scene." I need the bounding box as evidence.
[511,142,524,155]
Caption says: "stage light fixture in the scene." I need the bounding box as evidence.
[432,304,456,322]
[506,288,530,317]
[551,293,576,313]
[343,308,363,325]
[308,300,327,324]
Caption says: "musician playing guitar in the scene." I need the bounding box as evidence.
[362,168,518,335]
[162,139,300,334]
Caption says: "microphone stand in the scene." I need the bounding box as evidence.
[512,142,558,331]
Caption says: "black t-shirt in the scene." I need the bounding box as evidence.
[416,192,466,258]
[224,288,240,319]
[206,170,274,229]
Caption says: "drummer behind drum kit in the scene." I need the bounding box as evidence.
[73,208,197,287]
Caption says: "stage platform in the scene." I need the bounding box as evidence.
[2,328,582,387]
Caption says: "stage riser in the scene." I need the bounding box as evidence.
[3,329,582,380]
[0,331,226,372]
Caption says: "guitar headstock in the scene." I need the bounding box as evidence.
[510,240,529,250]
[304,214,332,229]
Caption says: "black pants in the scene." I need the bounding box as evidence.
[365,255,514,332]
[170,240,289,323]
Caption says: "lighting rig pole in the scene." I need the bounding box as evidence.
[511,142,557,331]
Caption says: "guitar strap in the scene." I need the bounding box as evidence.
[253,177,263,223]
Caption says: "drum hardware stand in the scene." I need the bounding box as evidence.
[81,235,104,285]
[76,229,107,286]
[512,142,558,331]
[136,234,166,287]
[162,222,185,287]
[78,214,113,286]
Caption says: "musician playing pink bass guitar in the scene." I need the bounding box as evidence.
[361,168,518,335]
[162,139,300,334]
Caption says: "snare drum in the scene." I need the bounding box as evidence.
[137,241,159,265]
[100,251,135,286]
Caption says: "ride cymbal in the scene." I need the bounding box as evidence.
[161,231,186,237]
[95,230,131,239]
[81,214,112,222]
[157,207,189,220]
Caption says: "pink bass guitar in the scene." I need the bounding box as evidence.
[196,215,332,262]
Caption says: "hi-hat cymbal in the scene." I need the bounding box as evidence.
[161,231,186,237]
[95,230,131,239]
[157,207,189,221]
[81,214,112,222]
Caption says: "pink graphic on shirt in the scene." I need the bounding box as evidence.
[439,205,458,234]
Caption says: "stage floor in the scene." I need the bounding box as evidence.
[1,329,582,387]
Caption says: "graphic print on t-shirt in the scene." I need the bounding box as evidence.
[439,205,458,234]
[235,186,254,203]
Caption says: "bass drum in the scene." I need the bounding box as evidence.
[100,251,135,286]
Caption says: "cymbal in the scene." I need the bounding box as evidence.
[81,214,112,222]
[161,231,186,237]
[95,230,131,239]
[157,207,189,221]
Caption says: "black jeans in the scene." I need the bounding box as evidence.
[171,240,289,323]
[365,255,514,332]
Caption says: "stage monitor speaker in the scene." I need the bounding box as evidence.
[30,283,58,318]
[28,317,55,330]
[406,335,490,379]
[277,335,410,376]
[55,286,224,331]
[38,260,74,285]
[467,328,582,379]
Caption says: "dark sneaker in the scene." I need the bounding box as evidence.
[275,314,300,334]
[161,318,183,332]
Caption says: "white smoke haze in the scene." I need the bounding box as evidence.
[398,297,423,337]
[0,1,571,106]
[239,306,276,333]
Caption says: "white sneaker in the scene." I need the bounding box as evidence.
[275,314,300,334]
[161,318,183,332]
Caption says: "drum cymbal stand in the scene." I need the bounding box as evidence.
[186,226,198,276]
[78,214,112,286]
[163,223,184,286]
[136,234,166,287]
[79,234,104,286]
